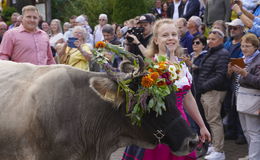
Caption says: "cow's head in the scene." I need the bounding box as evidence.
[89,55,198,156]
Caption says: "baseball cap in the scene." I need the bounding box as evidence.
[226,19,244,27]
[138,14,155,24]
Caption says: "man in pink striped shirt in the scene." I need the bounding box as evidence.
[0,5,55,65]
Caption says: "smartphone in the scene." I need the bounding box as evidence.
[230,58,246,68]
[67,37,78,48]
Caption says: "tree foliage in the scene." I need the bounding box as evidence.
[51,0,154,27]
[112,0,145,24]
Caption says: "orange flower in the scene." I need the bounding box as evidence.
[148,68,154,73]
[141,75,154,88]
[158,62,167,70]
[95,41,106,48]
[157,69,163,75]
[150,72,159,81]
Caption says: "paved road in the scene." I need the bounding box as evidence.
[110,140,248,160]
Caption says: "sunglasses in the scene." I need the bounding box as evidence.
[229,26,239,31]
[209,31,224,38]
[192,41,201,45]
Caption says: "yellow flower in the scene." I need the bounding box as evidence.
[158,62,167,70]
[141,75,154,88]
[95,41,106,48]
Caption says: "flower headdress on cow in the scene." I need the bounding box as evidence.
[92,41,183,126]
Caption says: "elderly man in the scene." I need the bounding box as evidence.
[198,29,230,160]
[0,22,7,44]
[94,14,108,44]
[225,19,244,58]
[187,16,202,37]
[223,18,246,145]
[0,5,55,65]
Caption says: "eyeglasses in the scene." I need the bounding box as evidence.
[99,19,106,21]
[229,26,239,31]
[192,41,201,45]
[241,45,254,48]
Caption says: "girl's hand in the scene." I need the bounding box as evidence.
[199,126,211,143]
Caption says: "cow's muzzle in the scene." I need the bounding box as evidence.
[172,134,199,156]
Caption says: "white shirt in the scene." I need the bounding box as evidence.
[173,1,181,20]
[183,0,190,16]
[156,8,162,14]
[94,25,104,44]
[49,33,64,47]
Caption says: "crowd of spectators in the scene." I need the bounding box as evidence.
[0,0,259,160]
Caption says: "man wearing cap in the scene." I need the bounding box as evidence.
[223,18,246,145]
[125,14,154,57]
[198,29,230,160]
[225,19,244,58]
[94,14,108,44]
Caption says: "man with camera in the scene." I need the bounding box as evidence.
[125,14,155,58]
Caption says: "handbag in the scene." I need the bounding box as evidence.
[237,86,260,115]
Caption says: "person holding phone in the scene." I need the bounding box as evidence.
[58,26,92,71]
[229,33,260,160]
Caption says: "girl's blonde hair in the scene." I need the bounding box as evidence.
[145,18,183,58]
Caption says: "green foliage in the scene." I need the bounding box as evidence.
[1,7,17,25]
[51,0,154,27]
[112,0,145,24]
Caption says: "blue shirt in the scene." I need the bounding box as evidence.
[180,32,194,54]
[224,38,243,58]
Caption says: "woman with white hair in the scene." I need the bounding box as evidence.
[58,26,92,71]
[49,19,64,47]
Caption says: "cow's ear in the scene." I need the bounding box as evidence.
[89,77,124,108]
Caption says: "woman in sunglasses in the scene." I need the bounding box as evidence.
[190,35,209,133]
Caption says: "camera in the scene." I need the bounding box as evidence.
[126,27,144,43]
